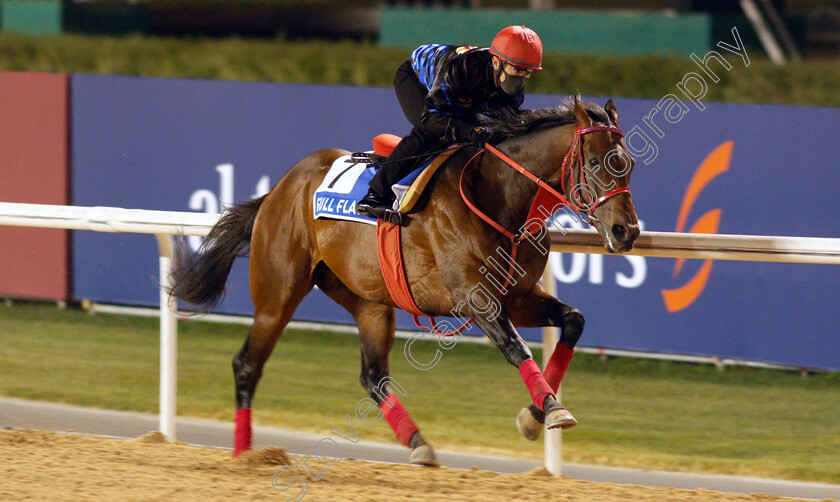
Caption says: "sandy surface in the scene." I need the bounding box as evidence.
[0,429,829,502]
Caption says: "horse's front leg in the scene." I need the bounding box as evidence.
[508,286,585,440]
[462,294,577,432]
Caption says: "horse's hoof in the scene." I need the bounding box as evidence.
[516,406,542,441]
[409,444,440,467]
[545,407,578,430]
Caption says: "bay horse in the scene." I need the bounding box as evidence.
[169,96,640,465]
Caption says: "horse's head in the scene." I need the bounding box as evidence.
[556,96,640,253]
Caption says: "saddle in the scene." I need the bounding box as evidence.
[373,134,458,218]
[312,135,458,226]
[313,133,469,334]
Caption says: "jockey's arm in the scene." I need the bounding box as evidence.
[418,61,476,142]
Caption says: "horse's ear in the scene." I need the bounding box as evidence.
[605,99,619,127]
[573,95,592,128]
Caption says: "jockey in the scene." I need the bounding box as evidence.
[356,25,543,219]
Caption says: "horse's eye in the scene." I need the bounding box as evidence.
[589,158,598,167]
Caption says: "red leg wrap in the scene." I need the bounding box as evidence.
[234,408,252,457]
[544,344,575,391]
[518,358,554,411]
[380,395,419,447]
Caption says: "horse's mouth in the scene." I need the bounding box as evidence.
[595,221,638,254]
[604,239,634,254]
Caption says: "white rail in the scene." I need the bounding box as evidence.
[0,203,218,235]
[549,228,840,264]
[4,202,839,263]
[0,203,216,442]
[2,201,840,474]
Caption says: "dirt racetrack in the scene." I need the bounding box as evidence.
[0,429,829,502]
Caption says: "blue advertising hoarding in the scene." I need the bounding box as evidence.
[71,74,410,327]
[525,93,840,371]
[71,74,840,371]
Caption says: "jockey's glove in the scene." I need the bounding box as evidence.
[461,125,495,146]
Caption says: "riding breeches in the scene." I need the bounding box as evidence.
[368,60,447,199]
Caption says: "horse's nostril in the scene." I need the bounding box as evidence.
[612,224,627,242]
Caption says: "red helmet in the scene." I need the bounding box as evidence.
[489,25,543,71]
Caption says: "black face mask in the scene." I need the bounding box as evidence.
[500,74,527,95]
[495,62,529,95]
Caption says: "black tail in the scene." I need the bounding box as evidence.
[168,195,266,313]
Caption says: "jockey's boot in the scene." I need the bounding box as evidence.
[356,188,395,219]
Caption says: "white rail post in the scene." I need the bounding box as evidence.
[541,261,562,476]
[155,234,178,441]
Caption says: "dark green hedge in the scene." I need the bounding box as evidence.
[0,32,837,107]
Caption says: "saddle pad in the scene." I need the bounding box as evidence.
[313,147,457,225]
[313,156,378,225]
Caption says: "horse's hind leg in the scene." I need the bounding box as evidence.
[316,267,439,467]
[358,303,439,467]
[232,256,314,456]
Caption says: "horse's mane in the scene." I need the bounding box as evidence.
[481,97,610,138]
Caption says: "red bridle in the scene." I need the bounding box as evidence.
[560,124,631,216]
[458,124,632,294]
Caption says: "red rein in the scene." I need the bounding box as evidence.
[413,125,631,331]
[459,124,630,296]
[460,126,628,409]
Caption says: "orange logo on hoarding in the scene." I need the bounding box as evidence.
[661,141,733,312]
